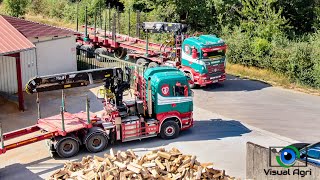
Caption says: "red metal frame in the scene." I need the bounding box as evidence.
[201,44,227,52]
[4,132,54,152]
[0,112,98,155]
[3,125,40,141]
[121,120,159,141]
[5,53,24,111]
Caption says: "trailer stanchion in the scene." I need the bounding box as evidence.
[61,90,66,112]
[0,123,4,151]
[104,8,107,40]
[84,6,89,42]
[145,31,149,56]
[60,106,65,133]
[94,10,97,38]
[112,13,117,42]
[136,10,140,38]
[117,6,120,34]
[128,9,131,37]
[108,3,111,36]
[37,92,41,119]
[99,1,102,30]
[86,95,91,124]
[76,1,79,32]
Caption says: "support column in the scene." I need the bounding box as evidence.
[15,53,24,111]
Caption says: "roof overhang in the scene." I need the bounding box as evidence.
[0,16,35,55]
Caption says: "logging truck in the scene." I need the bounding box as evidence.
[0,66,193,158]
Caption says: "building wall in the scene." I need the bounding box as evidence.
[0,49,37,94]
[35,36,77,76]
[20,49,37,88]
[0,56,17,94]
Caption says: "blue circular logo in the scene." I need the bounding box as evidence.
[276,146,300,168]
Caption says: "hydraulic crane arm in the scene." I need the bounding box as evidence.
[25,67,129,95]
[141,22,188,34]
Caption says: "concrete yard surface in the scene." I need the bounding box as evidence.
[0,86,298,179]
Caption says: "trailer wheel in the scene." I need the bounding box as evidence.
[95,48,108,62]
[160,120,180,139]
[114,47,127,59]
[148,62,159,68]
[186,72,196,89]
[56,137,80,158]
[76,42,83,55]
[81,45,95,58]
[136,58,148,66]
[84,128,108,153]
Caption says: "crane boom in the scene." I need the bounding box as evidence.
[25,67,126,94]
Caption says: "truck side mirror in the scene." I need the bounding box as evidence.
[184,85,188,97]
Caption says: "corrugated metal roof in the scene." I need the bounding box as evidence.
[2,15,76,38]
[0,16,35,55]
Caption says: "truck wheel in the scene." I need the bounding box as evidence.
[81,45,95,58]
[148,62,159,68]
[76,42,82,55]
[186,73,196,89]
[114,47,127,59]
[84,128,108,153]
[136,58,148,66]
[95,48,108,62]
[56,137,80,158]
[160,120,180,139]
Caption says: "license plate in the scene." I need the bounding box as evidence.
[210,75,221,80]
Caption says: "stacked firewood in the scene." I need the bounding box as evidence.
[48,148,236,180]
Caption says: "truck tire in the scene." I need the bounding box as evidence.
[148,62,159,68]
[136,58,149,66]
[84,128,108,153]
[95,48,108,62]
[81,45,95,58]
[76,42,82,55]
[55,137,80,158]
[114,47,127,59]
[160,120,180,139]
[186,73,196,89]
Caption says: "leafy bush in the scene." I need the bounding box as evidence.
[3,0,28,17]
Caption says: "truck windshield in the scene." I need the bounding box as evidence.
[204,50,225,59]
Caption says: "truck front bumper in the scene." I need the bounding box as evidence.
[194,73,226,87]
[181,114,194,130]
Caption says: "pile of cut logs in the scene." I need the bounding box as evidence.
[48,148,236,180]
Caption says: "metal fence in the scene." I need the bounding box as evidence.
[76,48,145,86]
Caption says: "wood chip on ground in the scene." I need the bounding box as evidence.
[47,148,239,180]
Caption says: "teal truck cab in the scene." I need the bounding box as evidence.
[180,35,227,88]
[131,66,194,139]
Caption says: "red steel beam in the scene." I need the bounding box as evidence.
[119,43,158,55]
[5,53,24,111]
[4,132,54,152]
[3,125,40,141]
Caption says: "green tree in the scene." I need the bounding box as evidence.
[276,0,317,35]
[238,0,288,40]
[3,0,29,17]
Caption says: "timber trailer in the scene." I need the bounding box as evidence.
[76,6,227,88]
[0,66,193,158]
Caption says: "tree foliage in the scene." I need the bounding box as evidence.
[3,0,28,17]
[1,0,319,88]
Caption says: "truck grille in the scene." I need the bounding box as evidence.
[206,64,224,75]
